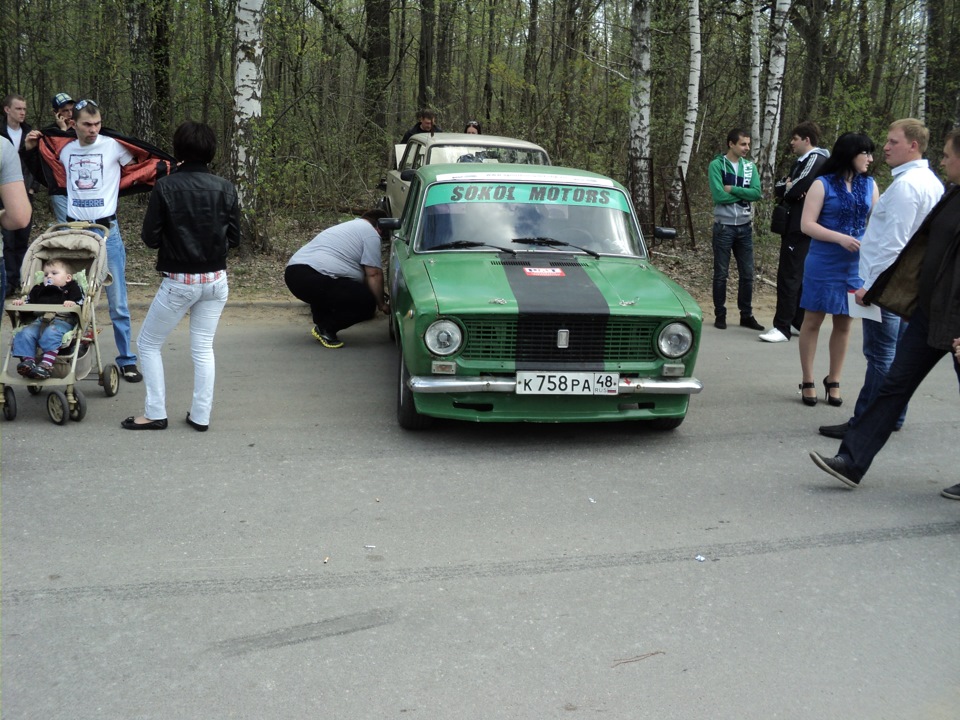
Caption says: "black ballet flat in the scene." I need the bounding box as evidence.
[121,416,168,430]
[186,412,208,432]
[823,376,843,407]
[799,381,818,406]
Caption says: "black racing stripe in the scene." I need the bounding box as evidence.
[498,253,609,370]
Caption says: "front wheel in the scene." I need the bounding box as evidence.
[69,388,87,422]
[47,389,69,425]
[396,346,431,431]
[101,364,120,397]
[3,386,16,421]
[648,416,684,431]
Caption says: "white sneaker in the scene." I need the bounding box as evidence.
[759,327,789,343]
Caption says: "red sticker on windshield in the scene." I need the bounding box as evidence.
[523,267,566,277]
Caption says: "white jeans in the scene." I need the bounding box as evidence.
[137,276,228,425]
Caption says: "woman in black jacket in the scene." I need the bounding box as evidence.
[121,121,240,431]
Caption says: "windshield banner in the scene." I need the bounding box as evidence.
[426,183,630,212]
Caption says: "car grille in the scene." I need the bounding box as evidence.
[460,315,659,365]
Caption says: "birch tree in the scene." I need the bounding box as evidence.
[672,0,701,207]
[758,0,792,191]
[628,0,653,229]
[232,0,265,249]
[749,0,761,146]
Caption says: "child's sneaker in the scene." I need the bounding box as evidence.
[29,364,52,380]
[16,358,36,377]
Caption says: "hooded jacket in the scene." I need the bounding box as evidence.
[708,154,762,226]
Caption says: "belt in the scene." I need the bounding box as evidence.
[66,214,116,226]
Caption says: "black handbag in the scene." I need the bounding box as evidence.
[770,201,790,234]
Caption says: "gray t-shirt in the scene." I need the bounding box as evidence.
[1,137,23,185]
[287,218,381,281]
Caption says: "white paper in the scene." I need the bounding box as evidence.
[847,290,882,321]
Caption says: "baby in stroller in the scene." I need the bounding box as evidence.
[12,257,85,379]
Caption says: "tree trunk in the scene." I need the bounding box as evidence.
[749,0,761,146]
[435,2,455,112]
[628,0,653,231]
[672,0,701,208]
[125,0,156,144]
[521,0,540,130]
[758,0,792,193]
[232,0,265,251]
[152,0,172,141]
[417,0,435,111]
[365,0,391,133]
[482,0,499,121]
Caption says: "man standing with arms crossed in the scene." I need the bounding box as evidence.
[708,128,764,332]
[760,122,830,343]
[32,100,142,381]
[818,118,943,439]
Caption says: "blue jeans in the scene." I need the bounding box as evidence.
[851,308,907,427]
[50,195,68,223]
[92,221,137,367]
[838,308,960,478]
[712,221,755,318]
[137,276,228,425]
[13,316,77,357]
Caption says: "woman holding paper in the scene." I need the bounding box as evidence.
[797,133,879,406]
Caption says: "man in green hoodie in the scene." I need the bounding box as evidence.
[708,128,764,331]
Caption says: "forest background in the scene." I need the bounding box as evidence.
[2,0,958,302]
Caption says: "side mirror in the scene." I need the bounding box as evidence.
[378,217,401,231]
[653,227,677,241]
[400,169,416,182]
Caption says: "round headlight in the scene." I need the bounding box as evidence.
[424,319,463,356]
[657,322,693,359]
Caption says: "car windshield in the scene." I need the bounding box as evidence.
[415,180,645,257]
[426,146,549,165]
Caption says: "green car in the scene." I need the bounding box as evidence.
[381,164,703,430]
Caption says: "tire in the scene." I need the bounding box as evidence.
[47,389,69,425]
[69,388,87,422]
[649,416,684,431]
[101,364,120,397]
[2,386,16,421]
[396,345,431,430]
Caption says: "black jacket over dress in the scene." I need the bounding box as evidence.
[141,162,241,273]
[776,149,830,235]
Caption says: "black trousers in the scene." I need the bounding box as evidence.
[772,229,810,336]
[2,224,31,292]
[284,264,375,333]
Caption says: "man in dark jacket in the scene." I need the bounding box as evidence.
[401,110,442,144]
[760,121,829,342]
[809,128,960,500]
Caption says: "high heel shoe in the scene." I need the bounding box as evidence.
[823,376,842,406]
[799,381,818,406]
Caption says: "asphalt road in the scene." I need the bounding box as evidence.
[2,306,958,719]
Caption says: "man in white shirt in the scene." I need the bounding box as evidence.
[819,118,944,439]
[58,99,142,381]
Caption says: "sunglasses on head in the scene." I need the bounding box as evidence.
[73,99,99,111]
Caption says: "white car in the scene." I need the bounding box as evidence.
[380,132,551,217]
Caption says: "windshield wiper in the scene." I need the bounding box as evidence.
[430,240,516,255]
[511,237,599,259]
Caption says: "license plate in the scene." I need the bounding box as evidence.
[515,371,620,395]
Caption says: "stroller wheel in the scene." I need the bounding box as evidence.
[101,364,120,397]
[69,388,87,422]
[46,389,69,425]
[2,386,16,421]
[27,384,42,396]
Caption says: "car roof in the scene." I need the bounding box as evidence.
[415,163,626,190]
[406,132,548,153]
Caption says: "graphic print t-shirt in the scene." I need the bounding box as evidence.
[59,135,133,220]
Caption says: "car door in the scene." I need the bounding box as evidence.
[386,141,425,217]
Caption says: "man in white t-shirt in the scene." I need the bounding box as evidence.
[58,99,141,381]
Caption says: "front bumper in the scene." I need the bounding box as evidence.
[408,375,703,395]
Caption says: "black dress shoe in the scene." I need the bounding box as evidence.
[819,422,850,439]
[739,315,765,331]
[121,416,168,430]
[186,412,208,432]
[809,451,861,488]
[714,316,727,330]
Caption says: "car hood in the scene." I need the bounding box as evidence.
[421,253,693,317]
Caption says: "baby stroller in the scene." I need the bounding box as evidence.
[1,222,121,424]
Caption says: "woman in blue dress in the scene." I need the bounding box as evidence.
[797,132,879,406]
